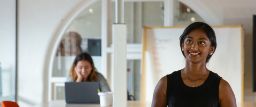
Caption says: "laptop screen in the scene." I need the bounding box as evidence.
[65,82,100,104]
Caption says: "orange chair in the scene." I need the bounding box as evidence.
[1,101,19,107]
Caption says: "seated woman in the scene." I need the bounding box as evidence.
[68,52,110,92]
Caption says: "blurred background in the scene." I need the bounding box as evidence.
[0,0,255,106]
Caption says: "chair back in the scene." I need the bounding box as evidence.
[1,101,19,107]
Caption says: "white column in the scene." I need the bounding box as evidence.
[114,0,124,24]
[112,24,127,107]
[101,0,112,80]
[164,0,176,26]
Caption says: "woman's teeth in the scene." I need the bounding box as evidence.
[189,52,200,55]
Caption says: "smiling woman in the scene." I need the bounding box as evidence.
[151,22,237,107]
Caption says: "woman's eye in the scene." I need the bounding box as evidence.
[185,39,192,45]
[77,66,85,69]
[198,41,206,46]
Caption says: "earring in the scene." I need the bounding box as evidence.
[209,52,213,55]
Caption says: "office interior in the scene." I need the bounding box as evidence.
[0,0,256,107]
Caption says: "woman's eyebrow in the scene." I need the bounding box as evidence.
[185,36,192,39]
[186,35,208,40]
[198,37,209,41]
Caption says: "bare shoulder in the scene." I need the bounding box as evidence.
[219,79,237,107]
[156,76,167,90]
[152,76,167,107]
[153,76,167,97]
[219,79,234,95]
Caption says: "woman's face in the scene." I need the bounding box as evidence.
[182,29,214,63]
[75,60,93,80]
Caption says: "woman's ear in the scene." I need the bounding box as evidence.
[209,47,215,55]
[181,44,184,51]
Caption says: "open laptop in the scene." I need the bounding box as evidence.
[65,82,100,104]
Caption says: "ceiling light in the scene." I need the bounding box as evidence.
[89,8,94,13]
[190,17,196,22]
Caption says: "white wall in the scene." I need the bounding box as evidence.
[0,0,16,63]
[0,0,16,98]
[18,0,83,106]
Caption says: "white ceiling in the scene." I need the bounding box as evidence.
[202,0,256,17]
[179,0,256,35]
[75,0,256,33]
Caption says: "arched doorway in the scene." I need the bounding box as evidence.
[45,0,98,101]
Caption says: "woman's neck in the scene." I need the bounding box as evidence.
[184,62,208,75]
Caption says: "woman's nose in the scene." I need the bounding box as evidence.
[81,69,86,73]
[190,42,198,50]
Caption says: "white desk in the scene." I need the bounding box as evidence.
[37,100,150,107]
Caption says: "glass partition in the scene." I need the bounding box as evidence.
[127,60,141,101]
[49,0,204,101]
[52,1,102,78]
[175,2,204,25]
[120,2,164,43]
[50,0,102,100]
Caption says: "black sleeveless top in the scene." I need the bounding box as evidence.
[167,70,221,107]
